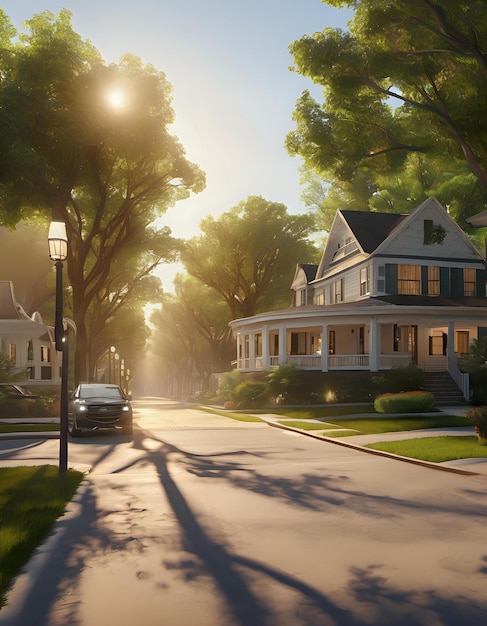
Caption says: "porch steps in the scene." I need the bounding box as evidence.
[422,371,466,406]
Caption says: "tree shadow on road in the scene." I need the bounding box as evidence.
[3,424,487,626]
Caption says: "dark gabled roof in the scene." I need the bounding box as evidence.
[299,264,318,282]
[340,211,407,253]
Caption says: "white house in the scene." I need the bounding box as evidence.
[0,281,61,385]
[229,198,487,399]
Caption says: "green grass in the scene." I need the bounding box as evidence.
[365,436,487,463]
[279,414,469,435]
[251,405,376,419]
[0,424,59,434]
[0,465,84,607]
[324,414,470,435]
[198,407,262,422]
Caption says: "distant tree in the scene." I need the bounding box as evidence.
[287,0,487,222]
[0,10,205,381]
[150,275,234,394]
[181,196,319,320]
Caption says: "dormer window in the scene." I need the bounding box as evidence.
[332,237,358,262]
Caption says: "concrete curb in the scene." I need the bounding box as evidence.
[263,419,480,476]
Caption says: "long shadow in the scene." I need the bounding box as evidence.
[3,422,487,626]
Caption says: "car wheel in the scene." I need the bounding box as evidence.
[69,416,82,438]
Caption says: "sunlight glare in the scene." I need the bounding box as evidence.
[106,88,126,111]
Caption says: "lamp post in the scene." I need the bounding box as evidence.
[48,221,69,474]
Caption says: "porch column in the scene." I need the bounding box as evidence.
[369,316,379,372]
[447,321,455,360]
[321,324,329,372]
[236,333,242,369]
[278,326,286,365]
[262,327,269,369]
[249,331,255,370]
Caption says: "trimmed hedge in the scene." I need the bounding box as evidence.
[374,391,435,414]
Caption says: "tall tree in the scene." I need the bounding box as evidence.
[0,10,205,381]
[287,0,487,223]
[181,196,318,320]
[150,275,234,394]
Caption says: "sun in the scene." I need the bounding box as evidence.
[105,88,126,111]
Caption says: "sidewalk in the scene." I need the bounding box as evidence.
[257,405,487,476]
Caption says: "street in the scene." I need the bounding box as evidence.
[1,398,486,626]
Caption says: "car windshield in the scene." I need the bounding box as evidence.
[79,385,123,400]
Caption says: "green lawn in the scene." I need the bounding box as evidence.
[0,465,84,607]
[279,414,470,435]
[366,436,487,463]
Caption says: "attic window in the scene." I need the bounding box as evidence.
[332,237,358,261]
[424,219,446,245]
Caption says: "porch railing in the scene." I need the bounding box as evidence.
[447,353,470,401]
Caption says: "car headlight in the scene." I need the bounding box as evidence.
[78,405,88,412]
[122,405,130,412]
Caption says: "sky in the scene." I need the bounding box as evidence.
[3,0,353,291]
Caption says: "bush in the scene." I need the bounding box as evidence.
[233,382,269,409]
[464,406,487,442]
[372,364,424,395]
[468,369,487,405]
[374,391,435,413]
[216,370,242,403]
[267,364,303,403]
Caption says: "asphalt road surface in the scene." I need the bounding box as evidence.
[0,398,486,626]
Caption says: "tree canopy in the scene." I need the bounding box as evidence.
[181,196,319,319]
[0,9,205,381]
[287,0,487,226]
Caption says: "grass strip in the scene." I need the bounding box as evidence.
[251,405,376,419]
[0,465,84,607]
[365,436,487,463]
[279,421,341,431]
[0,424,59,434]
[324,414,470,435]
[198,407,262,422]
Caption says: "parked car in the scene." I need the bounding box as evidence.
[68,383,133,437]
[0,383,40,399]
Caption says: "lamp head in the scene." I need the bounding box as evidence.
[48,221,68,261]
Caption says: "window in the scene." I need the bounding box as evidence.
[360,266,369,296]
[9,344,16,363]
[255,334,262,357]
[27,340,34,361]
[315,291,324,305]
[429,333,447,356]
[41,346,50,363]
[398,265,421,295]
[328,330,335,355]
[428,266,440,296]
[456,331,469,355]
[464,268,476,296]
[299,290,306,306]
[333,278,343,303]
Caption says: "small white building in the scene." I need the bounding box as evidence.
[229,198,487,399]
[0,281,61,385]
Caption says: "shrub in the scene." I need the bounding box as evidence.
[233,382,269,409]
[372,364,424,395]
[464,406,487,442]
[374,391,435,413]
[267,364,304,403]
[216,370,242,403]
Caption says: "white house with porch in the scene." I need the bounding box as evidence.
[0,281,61,385]
[229,198,487,400]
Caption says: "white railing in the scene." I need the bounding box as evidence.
[378,353,410,369]
[287,355,322,369]
[448,353,469,401]
[328,354,369,369]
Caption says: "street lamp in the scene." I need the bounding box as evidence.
[48,221,68,474]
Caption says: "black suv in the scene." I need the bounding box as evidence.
[68,383,132,437]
